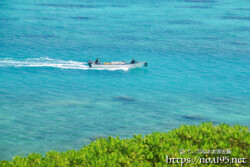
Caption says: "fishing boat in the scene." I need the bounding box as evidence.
[87,60,147,69]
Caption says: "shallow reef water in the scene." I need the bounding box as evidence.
[0,0,249,160]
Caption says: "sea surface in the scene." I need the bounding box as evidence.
[0,0,250,160]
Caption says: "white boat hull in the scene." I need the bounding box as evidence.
[88,61,147,69]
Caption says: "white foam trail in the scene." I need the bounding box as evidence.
[0,57,129,71]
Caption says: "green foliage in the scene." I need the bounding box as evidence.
[1,122,249,166]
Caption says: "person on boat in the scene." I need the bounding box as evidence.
[131,59,135,64]
[95,58,99,64]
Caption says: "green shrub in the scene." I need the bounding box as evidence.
[0,122,249,166]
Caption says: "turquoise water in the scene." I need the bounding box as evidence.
[0,0,250,160]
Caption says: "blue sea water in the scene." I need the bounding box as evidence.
[0,0,250,160]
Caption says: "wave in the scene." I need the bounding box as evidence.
[0,57,129,71]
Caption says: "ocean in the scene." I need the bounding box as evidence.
[0,0,249,160]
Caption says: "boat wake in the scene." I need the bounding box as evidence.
[0,57,129,71]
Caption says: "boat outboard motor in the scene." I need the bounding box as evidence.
[88,60,92,67]
[144,62,148,67]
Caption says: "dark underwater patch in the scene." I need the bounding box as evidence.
[0,17,19,21]
[36,4,100,8]
[236,8,250,11]
[182,115,206,120]
[168,20,202,25]
[113,96,136,103]
[35,135,46,140]
[206,97,234,104]
[234,27,250,32]
[32,17,55,21]
[71,16,92,20]
[222,15,250,21]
